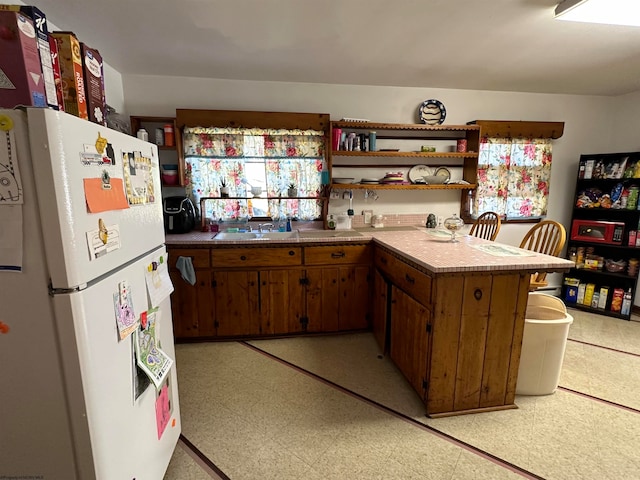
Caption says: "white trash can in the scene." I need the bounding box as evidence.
[516,293,573,395]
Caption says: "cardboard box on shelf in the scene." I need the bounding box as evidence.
[598,286,609,309]
[80,43,106,125]
[584,283,596,307]
[50,31,88,119]
[48,34,64,110]
[0,5,57,109]
[0,10,46,108]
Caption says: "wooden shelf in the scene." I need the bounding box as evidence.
[331,122,479,140]
[332,151,478,159]
[201,196,326,200]
[330,183,476,190]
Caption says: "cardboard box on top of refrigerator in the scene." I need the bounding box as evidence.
[48,33,64,110]
[50,31,88,119]
[0,10,47,108]
[80,43,106,125]
[0,5,58,109]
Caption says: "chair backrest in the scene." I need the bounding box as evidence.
[519,220,567,257]
[469,211,501,241]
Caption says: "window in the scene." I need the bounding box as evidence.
[184,126,327,221]
[472,137,553,220]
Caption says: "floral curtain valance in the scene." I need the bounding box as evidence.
[183,127,325,159]
[475,137,552,219]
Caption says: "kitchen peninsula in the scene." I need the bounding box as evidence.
[166,227,573,417]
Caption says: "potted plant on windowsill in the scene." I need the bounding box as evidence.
[220,179,229,198]
[287,183,297,197]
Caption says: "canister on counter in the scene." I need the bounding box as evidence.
[456,139,467,152]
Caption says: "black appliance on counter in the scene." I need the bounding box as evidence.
[163,196,196,234]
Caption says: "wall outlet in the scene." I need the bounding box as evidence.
[362,209,373,224]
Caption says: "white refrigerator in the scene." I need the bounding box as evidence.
[0,108,181,479]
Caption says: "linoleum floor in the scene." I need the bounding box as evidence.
[164,308,640,479]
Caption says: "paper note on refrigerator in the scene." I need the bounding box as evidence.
[113,281,138,341]
[144,256,174,308]
[155,382,171,440]
[0,118,23,204]
[84,177,130,213]
[135,309,173,389]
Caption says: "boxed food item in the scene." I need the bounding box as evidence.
[48,34,64,110]
[598,286,609,309]
[563,277,580,304]
[0,10,46,108]
[0,5,57,109]
[80,43,106,125]
[577,283,586,304]
[583,283,596,307]
[50,31,88,119]
[611,288,624,313]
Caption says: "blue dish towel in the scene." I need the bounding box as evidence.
[176,256,196,286]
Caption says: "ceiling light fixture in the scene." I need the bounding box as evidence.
[555,0,640,27]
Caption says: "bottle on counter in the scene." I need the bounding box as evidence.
[327,214,336,230]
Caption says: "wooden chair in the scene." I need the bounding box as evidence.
[519,220,567,291]
[469,211,501,241]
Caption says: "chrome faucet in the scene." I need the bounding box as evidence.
[258,223,274,232]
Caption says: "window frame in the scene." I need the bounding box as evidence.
[176,109,331,223]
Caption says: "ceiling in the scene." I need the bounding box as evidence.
[30,0,640,97]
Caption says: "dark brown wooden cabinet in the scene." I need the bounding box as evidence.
[167,248,214,338]
[389,286,430,400]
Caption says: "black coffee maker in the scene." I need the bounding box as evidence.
[163,196,196,234]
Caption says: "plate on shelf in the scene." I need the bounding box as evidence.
[333,177,355,184]
[418,99,446,125]
[435,166,451,182]
[408,164,431,183]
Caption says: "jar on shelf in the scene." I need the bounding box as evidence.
[163,124,175,147]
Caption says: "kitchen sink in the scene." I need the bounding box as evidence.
[298,230,364,238]
[212,231,300,240]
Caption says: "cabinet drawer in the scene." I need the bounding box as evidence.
[211,247,302,268]
[168,248,210,269]
[305,245,371,265]
[375,248,432,306]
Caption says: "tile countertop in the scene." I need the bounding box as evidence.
[165,227,575,275]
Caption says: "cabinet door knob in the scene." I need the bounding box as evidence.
[240,255,247,261]
[405,273,415,284]
[288,250,295,256]
[474,288,483,300]
[331,252,346,258]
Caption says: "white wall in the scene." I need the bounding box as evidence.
[123,74,618,248]
[15,0,126,112]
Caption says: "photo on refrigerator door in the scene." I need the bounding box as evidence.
[122,150,156,205]
[135,308,173,388]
